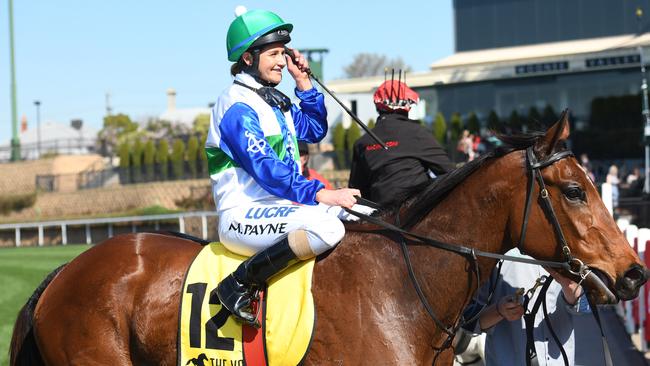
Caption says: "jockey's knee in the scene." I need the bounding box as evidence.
[303,215,345,255]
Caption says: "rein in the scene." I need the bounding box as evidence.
[345,146,610,362]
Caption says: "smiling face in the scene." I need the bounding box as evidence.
[242,42,286,85]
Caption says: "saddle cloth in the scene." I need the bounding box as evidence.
[178,242,315,366]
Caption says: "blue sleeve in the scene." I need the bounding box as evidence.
[220,102,324,205]
[291,87,328,143]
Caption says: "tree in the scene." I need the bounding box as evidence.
[98,113,139,155]
[157,139,170,180]
[487,110,500,131]
[542,105,558,125]
[367,118,376,130]
[171,139,186,179]
[118,142,131,183]
[144,118,173,134]
[433,112,447,146]
[143,140,156,181]
[528,106,541,128]
[102,113,138,137]
[450,113,463,143]
[193,114,211,134]
[508,110,522,131]
[343,53,412,78]
[131,139,144,182]
[199,132,208,175]
[465,112,480,135]
[332,123,347,169]
[346,122,361,162]
[186,136,199,178]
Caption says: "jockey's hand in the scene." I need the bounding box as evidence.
[496,294,525,321]
[285,47,312,91]
[316,188,360,209]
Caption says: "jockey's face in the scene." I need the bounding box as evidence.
[243,43,286,85]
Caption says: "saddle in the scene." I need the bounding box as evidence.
[177,243,315,366]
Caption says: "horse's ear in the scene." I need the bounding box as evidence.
[535,109,570,158]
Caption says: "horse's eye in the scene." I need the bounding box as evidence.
[564,186,586,202]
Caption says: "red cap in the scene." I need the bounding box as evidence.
[373,80,419,112]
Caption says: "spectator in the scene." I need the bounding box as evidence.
[457,130,475,162]
[298,141,333,189]
[578,153,596,182]
[625,166,640,186]
[465,249,592,366]
[348,78,455,209]
[606,165,620,208]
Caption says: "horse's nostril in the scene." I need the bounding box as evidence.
[624,266,648,284]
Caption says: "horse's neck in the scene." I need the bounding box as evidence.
[414,153,521,257]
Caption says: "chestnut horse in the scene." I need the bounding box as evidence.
[10,115,647,365]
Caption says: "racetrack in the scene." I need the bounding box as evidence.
[0,244,89,366]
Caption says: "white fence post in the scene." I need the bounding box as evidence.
[179,217,185,234]
[85,224,92,245]
[638,228,650,351]
[601,182,613,215]
[38,225,44,246]
[15,228,20,247]
[61,224,67,245]
[201,215,208,240]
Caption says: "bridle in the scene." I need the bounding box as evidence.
[345,145,613,362]
[518,147,585,274]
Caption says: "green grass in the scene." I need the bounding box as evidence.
[0,245,89,366]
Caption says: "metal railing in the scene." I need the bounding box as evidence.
[0,211,219,247]
[0,137,97,162]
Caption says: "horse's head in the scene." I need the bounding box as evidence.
[510,111,648,304]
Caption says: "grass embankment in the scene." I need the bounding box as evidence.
[0,245,89,365]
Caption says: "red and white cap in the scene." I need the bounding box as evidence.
[373,80,419,112]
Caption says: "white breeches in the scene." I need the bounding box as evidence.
[218,201,345,257]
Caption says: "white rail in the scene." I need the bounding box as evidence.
[0,211,218,247]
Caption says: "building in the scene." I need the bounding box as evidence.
[327,0,650,139]
[0,118,98,161]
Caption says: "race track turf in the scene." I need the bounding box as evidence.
[0,244,89,366]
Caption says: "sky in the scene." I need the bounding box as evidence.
[0,1,453,144]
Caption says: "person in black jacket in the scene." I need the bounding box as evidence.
[348,79,454,209]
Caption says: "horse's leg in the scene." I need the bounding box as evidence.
[33,234,201,365]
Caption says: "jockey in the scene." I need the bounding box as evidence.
[348,79,455,208]
[206,7,361,326]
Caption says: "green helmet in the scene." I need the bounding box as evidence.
[226,9,293,62]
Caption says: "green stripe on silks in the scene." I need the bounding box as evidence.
[206,135,300,175]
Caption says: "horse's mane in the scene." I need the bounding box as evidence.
[401,131,546,228]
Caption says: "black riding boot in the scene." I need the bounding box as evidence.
[216,237,298,326]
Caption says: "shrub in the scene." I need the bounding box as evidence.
[345,122,361,162]
[186,136,199,178]
[433,112,447,146]
[144,140,156,180]
[171,139,185,179]
[0,192,37,214]
[332,123,346,169]
[157,139,170,180]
